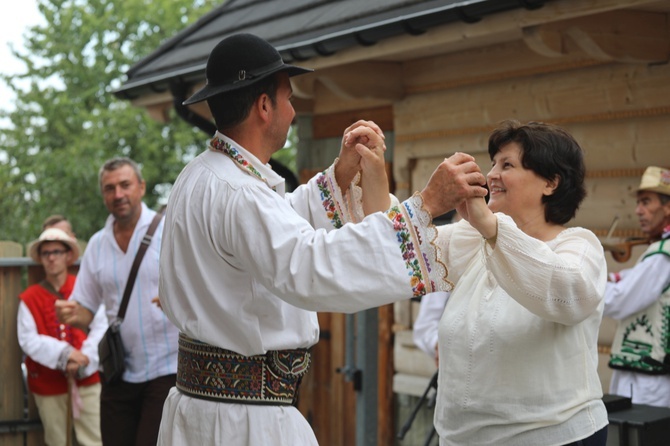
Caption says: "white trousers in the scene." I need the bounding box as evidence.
[158,387,319,446]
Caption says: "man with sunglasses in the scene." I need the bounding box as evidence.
[18,227,106,446]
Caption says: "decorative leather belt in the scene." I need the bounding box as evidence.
[176,333,311,405]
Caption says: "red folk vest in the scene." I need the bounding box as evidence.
[19,275,100,395]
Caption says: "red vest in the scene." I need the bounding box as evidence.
[19,275,100,395]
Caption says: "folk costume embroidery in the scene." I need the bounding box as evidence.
[208,133,445,295]
[609,237,670,374]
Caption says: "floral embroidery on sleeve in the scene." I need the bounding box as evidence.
[385,206,427,297]
[392,194,452,294]
[316,173,344,228]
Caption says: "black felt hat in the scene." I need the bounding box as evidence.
[183,33,313,105]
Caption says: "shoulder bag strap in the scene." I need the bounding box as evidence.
[116,210,164,321]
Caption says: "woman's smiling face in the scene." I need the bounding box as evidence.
[486,142,555,223]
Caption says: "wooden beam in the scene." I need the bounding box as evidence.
[297,0,664,70]
[145,104,171,123]
[523,10,669,63]
[312,106,394,139]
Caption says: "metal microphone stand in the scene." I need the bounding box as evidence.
[397,370,439,446]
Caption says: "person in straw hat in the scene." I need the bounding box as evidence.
[17,228,106,445]
[156,32,486,445]
[605,166,670,407]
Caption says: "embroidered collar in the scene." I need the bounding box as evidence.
[209,133,281,192]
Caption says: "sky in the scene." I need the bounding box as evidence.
[0,0,42,110]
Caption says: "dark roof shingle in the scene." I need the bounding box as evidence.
[115,0,548,99]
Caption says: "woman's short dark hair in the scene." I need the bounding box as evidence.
[488,120,586,225]
[207,74,280,131]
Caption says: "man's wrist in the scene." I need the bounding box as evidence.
[57,345,75,371]
[334,157,358,189]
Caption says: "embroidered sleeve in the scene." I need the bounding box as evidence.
[316,166,347,228]
[318,162,367,228]
[393,193,452,295]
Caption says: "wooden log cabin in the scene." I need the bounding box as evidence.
[112,0,670,444]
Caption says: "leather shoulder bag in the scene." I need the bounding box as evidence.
[98,211,163,385]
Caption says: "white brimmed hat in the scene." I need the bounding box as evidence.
[636,166,670,197]
[28,228,80,265]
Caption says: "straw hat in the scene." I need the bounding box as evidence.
[28,228,80,265]
[183,33,313,105]
[636,166,670,197]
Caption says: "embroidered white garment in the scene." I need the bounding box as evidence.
[604,242,670,407]
[157,132,447,446]
[434,216,608,446]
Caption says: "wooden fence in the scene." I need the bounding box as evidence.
[0,241,47,445]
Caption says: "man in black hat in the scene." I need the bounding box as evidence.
[157,33,486,445]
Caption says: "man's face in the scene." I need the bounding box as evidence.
[100,164,146,223]
[635,191,670,239]
[39,241,72,277]
[267,73,295,154]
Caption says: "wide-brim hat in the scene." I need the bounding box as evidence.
[183,33,313,105]
[28,228,80,265]
[635,166,670,197]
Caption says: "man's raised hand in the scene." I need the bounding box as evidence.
[420,152,487,218]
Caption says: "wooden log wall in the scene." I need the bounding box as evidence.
[389,24,670,397]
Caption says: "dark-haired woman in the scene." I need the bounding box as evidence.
[432,120,608,445]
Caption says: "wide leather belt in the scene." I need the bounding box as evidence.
[176,333,311,405]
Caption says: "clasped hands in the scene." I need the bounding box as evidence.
[335,120,492,235]
[66,348,89,379]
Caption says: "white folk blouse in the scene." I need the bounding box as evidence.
[434,216,608,446]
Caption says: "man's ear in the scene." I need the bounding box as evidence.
[543,175,560,197]
[255,93,272,123]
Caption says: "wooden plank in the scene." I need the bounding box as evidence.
[0,241,23,257]
[299,312,333,443]
[403,39,603,95]
[378,304,395,446]
[394,62,670,140]
[312,106,394,140]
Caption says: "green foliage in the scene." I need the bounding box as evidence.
[272,125,298,174]
[0,0,220,246]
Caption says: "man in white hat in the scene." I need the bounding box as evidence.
[605,166,670,407]
[157,33,486,445]
[17,228,106,446]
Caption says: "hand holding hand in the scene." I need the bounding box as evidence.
[353,133,390,214]
[335,120,385,189]
[66,349,89,378]
[420,152,487,218]
[459,197,497,241]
